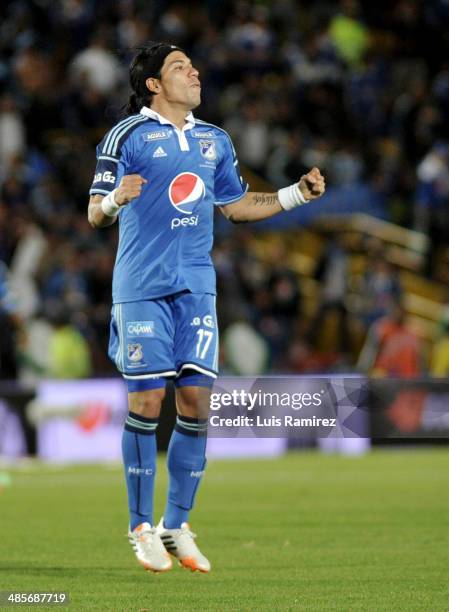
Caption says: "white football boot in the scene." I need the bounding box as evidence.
[128,522,172,573]
[156,518,211,573]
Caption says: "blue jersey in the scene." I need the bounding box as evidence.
[90,107,248,303]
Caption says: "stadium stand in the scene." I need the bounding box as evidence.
[0,0,448,378]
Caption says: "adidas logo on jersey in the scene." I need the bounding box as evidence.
[153,146,167,158]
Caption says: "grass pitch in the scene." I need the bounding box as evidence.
[1,449,449,611]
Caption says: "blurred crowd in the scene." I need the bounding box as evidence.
[1,0,449,380]
[214,229,449,378]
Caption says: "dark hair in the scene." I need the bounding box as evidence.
[125,42,183,115]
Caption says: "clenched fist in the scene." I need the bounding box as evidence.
[298,167,325,201]
[115,174,148,206]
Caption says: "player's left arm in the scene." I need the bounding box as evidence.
[220,167,325,223]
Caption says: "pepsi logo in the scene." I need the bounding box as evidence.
[168,172,205,214]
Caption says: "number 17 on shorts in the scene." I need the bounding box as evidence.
[175,294,219,378]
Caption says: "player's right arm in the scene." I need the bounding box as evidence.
[88,174,147,228]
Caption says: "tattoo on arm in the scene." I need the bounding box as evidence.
[251,194,279,207]
[223,192,282,223]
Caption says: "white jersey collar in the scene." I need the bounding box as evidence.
[140,106,194,151]
[140,106,195,130]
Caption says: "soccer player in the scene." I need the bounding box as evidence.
[88,42,325,574]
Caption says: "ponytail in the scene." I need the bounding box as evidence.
[125,93,141,115]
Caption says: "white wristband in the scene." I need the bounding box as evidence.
[277,183,308,211]
[101,189,120,217]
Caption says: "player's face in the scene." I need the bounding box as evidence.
[156,51,201,110]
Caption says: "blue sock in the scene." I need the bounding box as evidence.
[122,412,158,531]
[164,415,208,529]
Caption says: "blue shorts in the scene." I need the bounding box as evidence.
[109,291,218,392]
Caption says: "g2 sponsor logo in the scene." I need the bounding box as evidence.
[171,215,199,230]
[127,321,154,337]
[168,172,205,214]
[93,171,115,184]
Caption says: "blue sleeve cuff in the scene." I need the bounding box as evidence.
[215,183,249,206]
